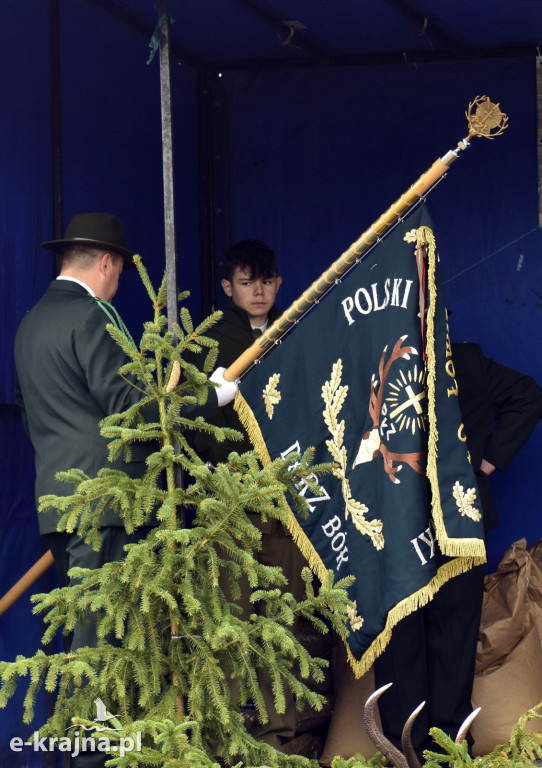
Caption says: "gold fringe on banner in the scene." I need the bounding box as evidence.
[421,224,486,563]
[236,383,483,677]
[234,393,332,583]
[349,552,483,676]
[234,224,486,677]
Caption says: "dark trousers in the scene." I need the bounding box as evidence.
[44,527,152,767]
[374,558,486,757]
[219,515,308,748]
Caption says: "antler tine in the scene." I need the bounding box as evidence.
[363,684,409,768]
[401,700,426,768]
[455,706,481,746]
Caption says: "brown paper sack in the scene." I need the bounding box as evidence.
[476,539,531,674]
[471,624,542,755]
[527,540,542,635]
[320,637,383,766]
[471,538,542,755]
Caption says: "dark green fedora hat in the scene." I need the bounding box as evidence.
[41,212,136,267]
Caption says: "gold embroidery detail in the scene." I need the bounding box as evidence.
[347,602,364,632]
[386,362,427,435]
[452,481,482,522]
[263,373,281,419]
[322,360,384,550]
[404,229,419,244]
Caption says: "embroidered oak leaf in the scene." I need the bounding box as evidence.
[347,498,383,544]
[452,480,482,522]
[322,360,384,550]
[403,229,419,244]
[347,602,364,632]
[263,373,281,419]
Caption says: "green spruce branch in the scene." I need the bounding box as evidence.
[0,256,352,768]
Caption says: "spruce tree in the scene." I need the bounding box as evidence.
[0,257,353,768]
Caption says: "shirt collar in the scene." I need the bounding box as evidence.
[56,275,96,297]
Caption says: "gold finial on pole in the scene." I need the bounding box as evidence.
[225,97,508,382]
[465,95,508,140]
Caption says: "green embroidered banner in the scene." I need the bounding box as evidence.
[235,205,486,675]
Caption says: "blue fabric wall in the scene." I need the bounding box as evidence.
[1,0,54,406]
[0,2,56,760]
[0,406,61,767]
[0,3,199,763]
[57,0,201,336]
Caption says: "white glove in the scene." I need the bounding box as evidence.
[209,367,239,407]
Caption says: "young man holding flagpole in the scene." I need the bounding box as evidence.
[190,239,314,753]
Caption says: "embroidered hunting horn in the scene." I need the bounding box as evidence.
[224,95,507,383]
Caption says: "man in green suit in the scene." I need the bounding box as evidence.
[14,213,237,652]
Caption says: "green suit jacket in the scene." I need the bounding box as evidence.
[14,279,216,533]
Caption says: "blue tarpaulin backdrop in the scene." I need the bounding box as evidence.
[1,1,542,762]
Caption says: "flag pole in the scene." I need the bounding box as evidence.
[225,96,508,383]
[0,550,55,616]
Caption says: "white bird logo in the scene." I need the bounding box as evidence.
[88,698,121,731]
[65,697,120,732]
[94,698,115,721]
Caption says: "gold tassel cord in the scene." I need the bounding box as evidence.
[421,225,486,562]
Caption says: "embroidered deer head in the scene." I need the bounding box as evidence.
[353,335,426,483]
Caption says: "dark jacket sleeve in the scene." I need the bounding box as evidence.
[453,342,542,472]
[480,355,542,471]
[182,301,275,465]
[453,342,542,529]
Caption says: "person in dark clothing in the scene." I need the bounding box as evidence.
[452,342,542,529]
[373,339,542,760]
[219,238,283,348]
[191,239,310,750]
[15,213,237,595]
[192,239,283,463]
[14,213,238,767]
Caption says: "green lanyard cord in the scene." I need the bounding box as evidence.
[94,299,138,353]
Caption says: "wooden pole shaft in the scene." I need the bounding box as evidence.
[0,550,55,616]
[224,131,478,383]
